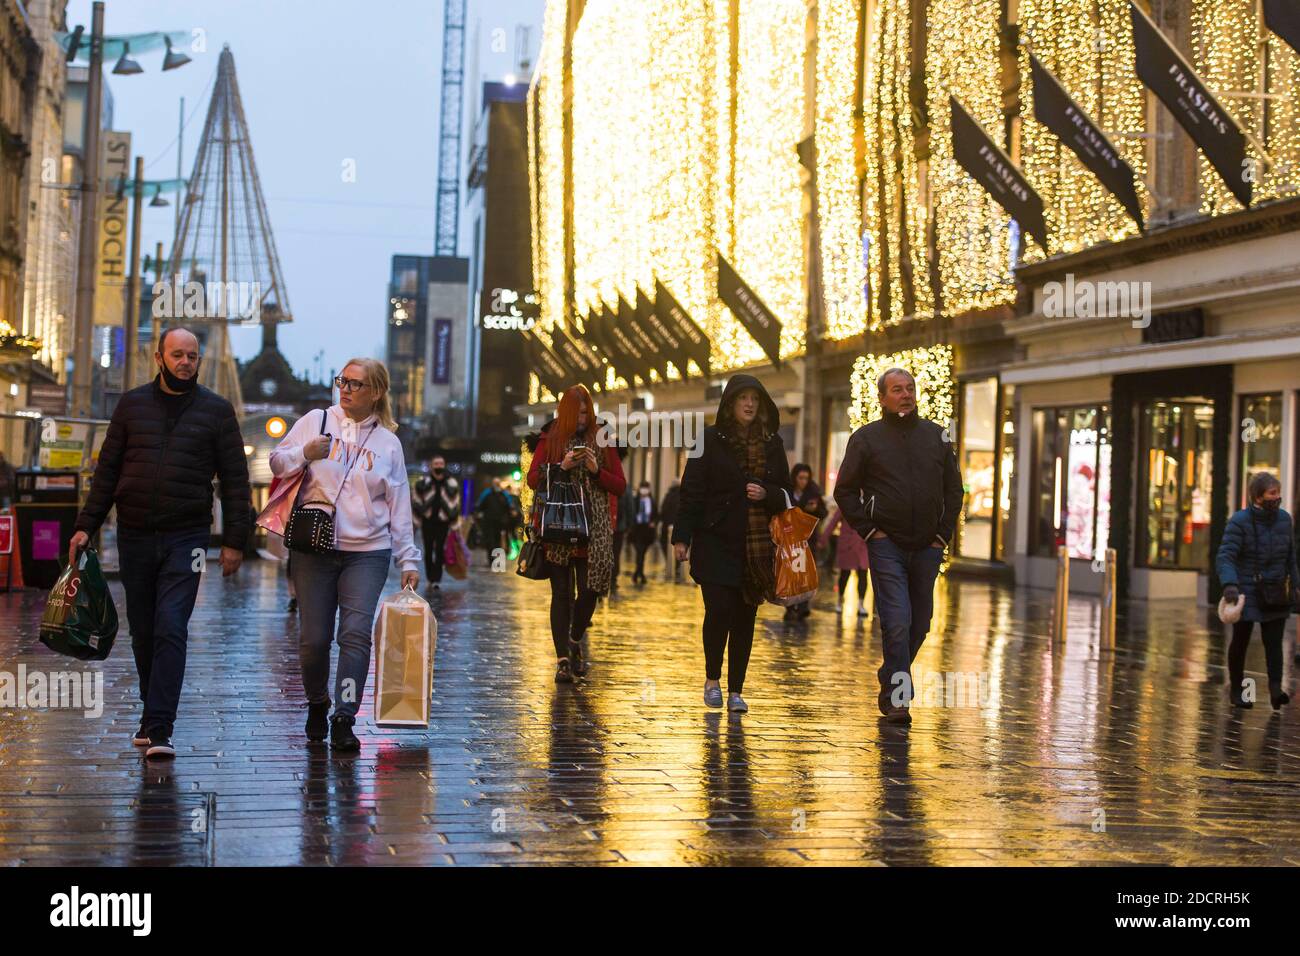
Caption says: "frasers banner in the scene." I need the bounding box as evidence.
[1030,55,1145,231]
[524,329,570,395]
[95,131,131,328]
[620,295,667,380]
[1129,0,1251,207]
[653,279,712,376]
[1264,0,1300,58]
[637,286,692,379]
[949,96,1049,251]
[716,254,783,368]
[602,300,654,383]
[549,322,605,392]
[585,307,645,384]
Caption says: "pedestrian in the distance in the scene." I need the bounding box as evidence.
[612,464,634,591]
[1216,472,1297,710]
[672,375,791,714]
[526,384,626,682]
[270,357,420,752]
[784,463,827,621]
[659,479,682,581]
[818,505,870,617]
[412,454,460,588]
[67,326,251,759]
[474,477,512,565]
[833,367,962,724]
[629,480,658,585]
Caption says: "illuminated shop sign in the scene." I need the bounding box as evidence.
[482,288,540,331]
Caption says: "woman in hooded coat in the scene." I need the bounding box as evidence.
[1215,471,1297,710]
[672,375,792,713]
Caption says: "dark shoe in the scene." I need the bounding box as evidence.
[305,700,330,742]
[329,715,361,752]
[1269,683,1290,711]
[1230,689,1253,709]
[145,736,176,759]
[568,640,588,677]
[797,604,811,619]
[882,706,912,725]
[132,724,150,747]
[555,658,574,683]
[877,689,893,717]
[783,607,797,622]
[286,597,298,613]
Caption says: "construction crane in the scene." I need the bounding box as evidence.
[436,0,467,256]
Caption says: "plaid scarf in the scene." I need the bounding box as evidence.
[728,425,776,606]
[543,431,614,595]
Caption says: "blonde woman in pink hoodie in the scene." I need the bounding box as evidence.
[270,357,420,751]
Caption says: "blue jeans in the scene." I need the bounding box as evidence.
[866,537,943,704]
[290,549,392,718]
[117,526,210,738]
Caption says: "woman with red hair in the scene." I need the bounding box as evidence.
[527,385,626,682]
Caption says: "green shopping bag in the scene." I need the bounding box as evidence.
[39,548,119,661]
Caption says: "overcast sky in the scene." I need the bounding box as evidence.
[67,0,544,383]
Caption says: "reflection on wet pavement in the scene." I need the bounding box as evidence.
[0,557,1296,865]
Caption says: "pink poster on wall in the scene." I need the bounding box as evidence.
[31,521,61,561]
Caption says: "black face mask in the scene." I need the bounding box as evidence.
[1259,498,1282,515]
[159,358,200,393]
[432,468,445,477]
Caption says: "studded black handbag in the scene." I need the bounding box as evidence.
[285,410,374,555]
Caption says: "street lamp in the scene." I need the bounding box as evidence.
[61,4,192,415]
[112,41,142,75]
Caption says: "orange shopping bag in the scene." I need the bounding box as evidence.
[770,491,819,606]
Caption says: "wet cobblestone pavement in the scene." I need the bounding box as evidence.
[1,555,1298,866]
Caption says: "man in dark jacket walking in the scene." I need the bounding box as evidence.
[68,327,251,758]
[833,367,962,724]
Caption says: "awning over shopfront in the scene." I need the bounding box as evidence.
[619,295,668,380]
[1265,0,1300,56]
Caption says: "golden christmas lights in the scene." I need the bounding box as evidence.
[849,346,955,430]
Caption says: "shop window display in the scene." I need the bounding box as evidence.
[1030,405,1111,560]
[1238,393,1282,509]
[1140,401,1214,570]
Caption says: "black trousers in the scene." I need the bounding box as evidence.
[549,556,598,659]
[612,531,626,581]
[1228,617,1286,695]
[421,520,450,582]
[838,568,869,600]
[480,522,503,564]
[700,582,758,694]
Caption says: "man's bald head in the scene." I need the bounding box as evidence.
[155,326,201,388]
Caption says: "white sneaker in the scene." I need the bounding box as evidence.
[727,693,748,713]
[835,601,844,612]
[858,606,870,618]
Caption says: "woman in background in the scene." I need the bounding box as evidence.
[818,504,870,617]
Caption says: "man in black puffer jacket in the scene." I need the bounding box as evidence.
[833,367,963,723]
[68,327,251,759]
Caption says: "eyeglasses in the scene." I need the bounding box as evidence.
[334,376,369,393]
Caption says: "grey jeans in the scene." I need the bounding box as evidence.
[290,548,392,718]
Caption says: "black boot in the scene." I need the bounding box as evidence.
[329,714,361,751]
[305,699,330,742]
[1269,682,1291,711]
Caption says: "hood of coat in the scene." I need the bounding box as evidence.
[717,374,780,434]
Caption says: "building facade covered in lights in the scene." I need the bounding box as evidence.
[525,0,1300,603]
